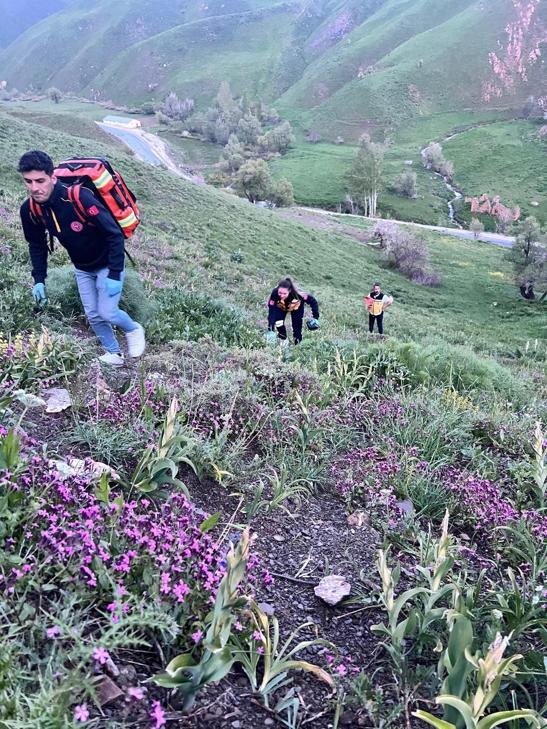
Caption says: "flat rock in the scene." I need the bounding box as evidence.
[257,602,275,616]
[97,676,123,706]
[43,387,72,413]
[396,499,414,516]
[314,575,351,606]
[51,458,120,481]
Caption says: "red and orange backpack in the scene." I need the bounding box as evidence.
[29,157,141,240]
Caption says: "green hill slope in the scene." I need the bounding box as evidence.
[0,110,544,355]
[1,111,546,729]
[276,0,526,137]
[1,0,544,138]
[90,4,296,107]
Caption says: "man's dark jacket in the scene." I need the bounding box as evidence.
[20,181,125,284]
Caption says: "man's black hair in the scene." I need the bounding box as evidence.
[18,150,55,176]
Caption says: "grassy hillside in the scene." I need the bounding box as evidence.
[91,4,296,107]
[277,0,483,135]
[445,119,547,225]
[1,111,546,729]
[1,112,544,352]
[1,0,544,136]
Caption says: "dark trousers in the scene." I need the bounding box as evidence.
[274,308,304,344]
[369,312,383,334]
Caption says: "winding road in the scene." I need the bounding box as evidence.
[98,121,514,249]
[97,122,205,183]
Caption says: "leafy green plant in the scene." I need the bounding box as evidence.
[231,601,333,706]
[154,528,252,710]
[372,512,456,668]
[436,614,475,726]
[530,421,546,509]
[130,397,197,495]
[0,328,78,391]
[273,686,301,729]
[237,464,313,519]
[150,288,257,347]
[414,634,544,729]
[61,419,149,469]
[345,671,403,728]
[324,347,410,401]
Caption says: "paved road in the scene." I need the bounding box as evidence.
[97,123,166,166]
[299,207,515,249]
[97,122,205,183]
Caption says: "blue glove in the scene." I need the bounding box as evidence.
[31,282,47,306]
[104,277,123,298]
[265,331,277,344]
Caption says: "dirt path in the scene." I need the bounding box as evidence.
[277,207,380,247]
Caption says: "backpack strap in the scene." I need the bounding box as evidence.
[29,198,55,254]
[29,197,45,226]
[67,184,88,224]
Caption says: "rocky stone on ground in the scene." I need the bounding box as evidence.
[314,575,351,606]
[43,387,72,413]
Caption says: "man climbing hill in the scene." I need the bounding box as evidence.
[18,150,145,365]
[365,282,393,335]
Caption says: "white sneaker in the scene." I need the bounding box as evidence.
[125,324,146,358]
[98,352,125,367]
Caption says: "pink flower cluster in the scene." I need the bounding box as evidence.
[445,467,547,540]
[1,439,229,614]
[99,378,166,425]
[329,432,546,547]
[330,446,401,518]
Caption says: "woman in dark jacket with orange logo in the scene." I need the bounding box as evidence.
[267,277,320,345]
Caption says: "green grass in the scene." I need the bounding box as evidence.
[445,120,547,226]
[1,110,544,360]
[1,0,541,138]
[270,112,547,226]
[159,133,222,166]
[270,136,452,223]
[1,105,546,729]
[1,100,128,147]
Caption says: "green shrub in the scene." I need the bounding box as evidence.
[45,265,155,324]
[150,288,257,347]
[0,265,35,332]
[60,419,150,469]
[388,340,524,399]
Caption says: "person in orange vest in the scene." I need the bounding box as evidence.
[364,282,393,334]
[267,277,320,345]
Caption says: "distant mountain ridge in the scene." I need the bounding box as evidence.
[0,0,544,138]
[0,0,78,48]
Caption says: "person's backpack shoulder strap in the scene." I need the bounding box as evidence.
[28,198,55,253]
[66,183,89,224]
[29,197,45,226]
